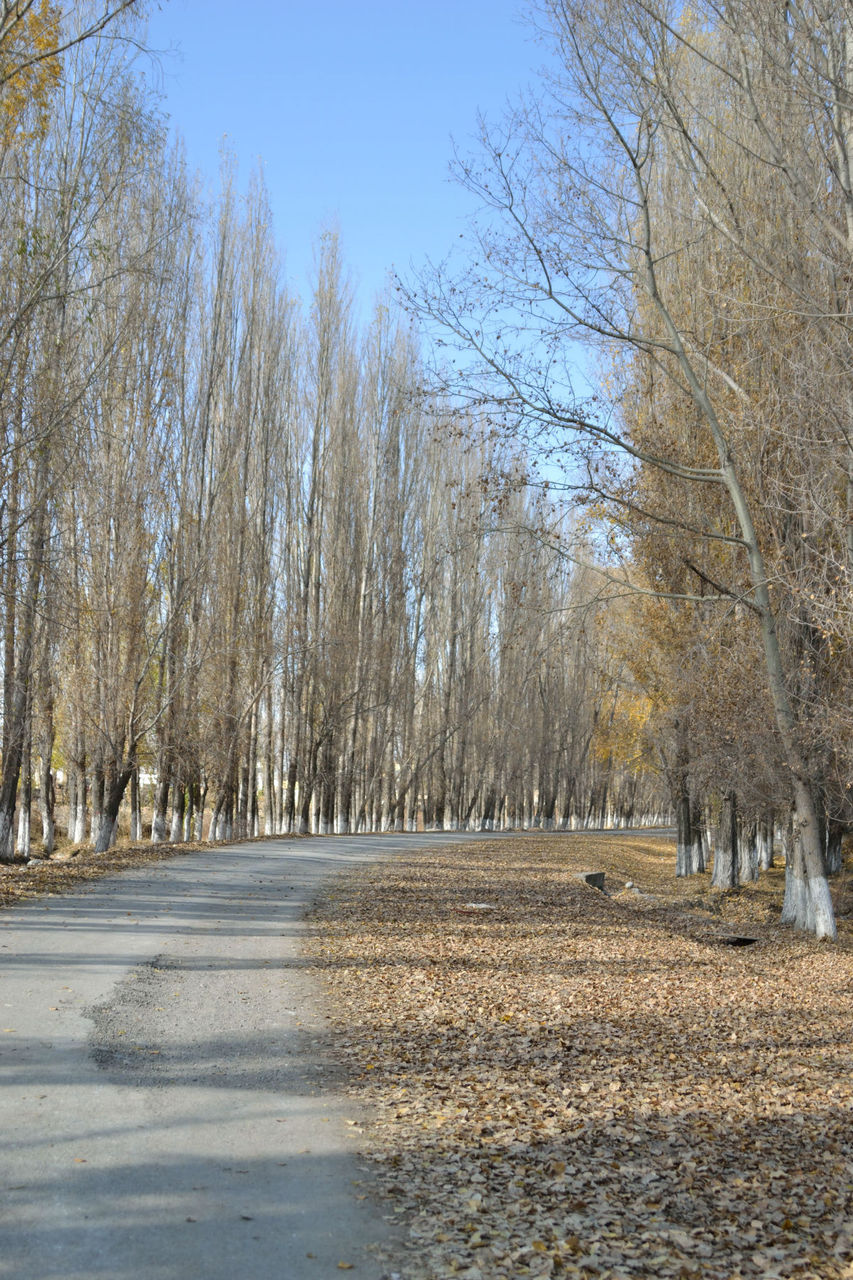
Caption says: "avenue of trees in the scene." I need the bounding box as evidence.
[408,0,853,937]
[3,1,849,940]
[0,4,666,872]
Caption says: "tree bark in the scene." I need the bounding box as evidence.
[711,793,739,890]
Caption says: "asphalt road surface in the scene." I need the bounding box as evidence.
[0,830,517,1280]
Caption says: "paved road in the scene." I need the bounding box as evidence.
[0,831,517,1280]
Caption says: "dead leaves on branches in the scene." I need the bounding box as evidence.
[309,835,853,1280]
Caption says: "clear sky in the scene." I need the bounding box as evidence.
[145,0,543,314]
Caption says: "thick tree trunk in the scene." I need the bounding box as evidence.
[93,767,133,854]
[0,606,41,862]
[711,793,739,890]
[789,779,835,938]
[90,759,104,844]
[0,809,17,863]
[738,821,759,883]
[675,779,694,876]
[299,785,312,835]
[782,830,808,926]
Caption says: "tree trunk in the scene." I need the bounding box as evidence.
[195,778,207,841]
[90,759,105,845]
[284,758,298,835]
[129,766,142,843]
[738,820,759,883]
[184,781,196,842]
[758,816,774,871]
[782,829,808,926]
[264,695,276,836]
[169,780,185,842]
[38,682,55,856]
[711,793,739,890]
[675,777,696,876]
[17,733,31,861]
[690,804,708,874]
[151,776,169,842]
[72,760,88,844]
[789,779,835,937]
[93,767,133,854]
[826,821,844,876]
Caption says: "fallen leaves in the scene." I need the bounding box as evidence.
[309,833,853,1280]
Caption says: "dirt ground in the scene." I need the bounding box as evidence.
[307,834,853,1280]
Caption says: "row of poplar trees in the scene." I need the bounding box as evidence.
[0,5,667,867]
[411,0,853,937]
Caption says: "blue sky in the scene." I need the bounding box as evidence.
[145,1,542,314]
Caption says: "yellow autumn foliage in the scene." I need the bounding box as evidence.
[0,1,61,145]
[592,682,654,770]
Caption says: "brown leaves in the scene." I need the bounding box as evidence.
[310,834,853,1280]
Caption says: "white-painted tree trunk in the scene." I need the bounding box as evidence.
[793,781,836,940]
[0,807,17,863]
[738,826,759,883]
[93,814,117,854]
[782,833,808,926]
[711,795,738,890]
[41,813,55,857]
[73,799,87,845]
[16,804,30,861]
[38,753,55,857]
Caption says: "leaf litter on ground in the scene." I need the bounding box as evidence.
[307,833,853,1280]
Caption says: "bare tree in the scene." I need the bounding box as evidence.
[405,0,850,936]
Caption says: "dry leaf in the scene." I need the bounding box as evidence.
[308,834,853,1280]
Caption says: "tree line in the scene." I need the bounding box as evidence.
[409,0,853,938]
[0,4,669,867]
